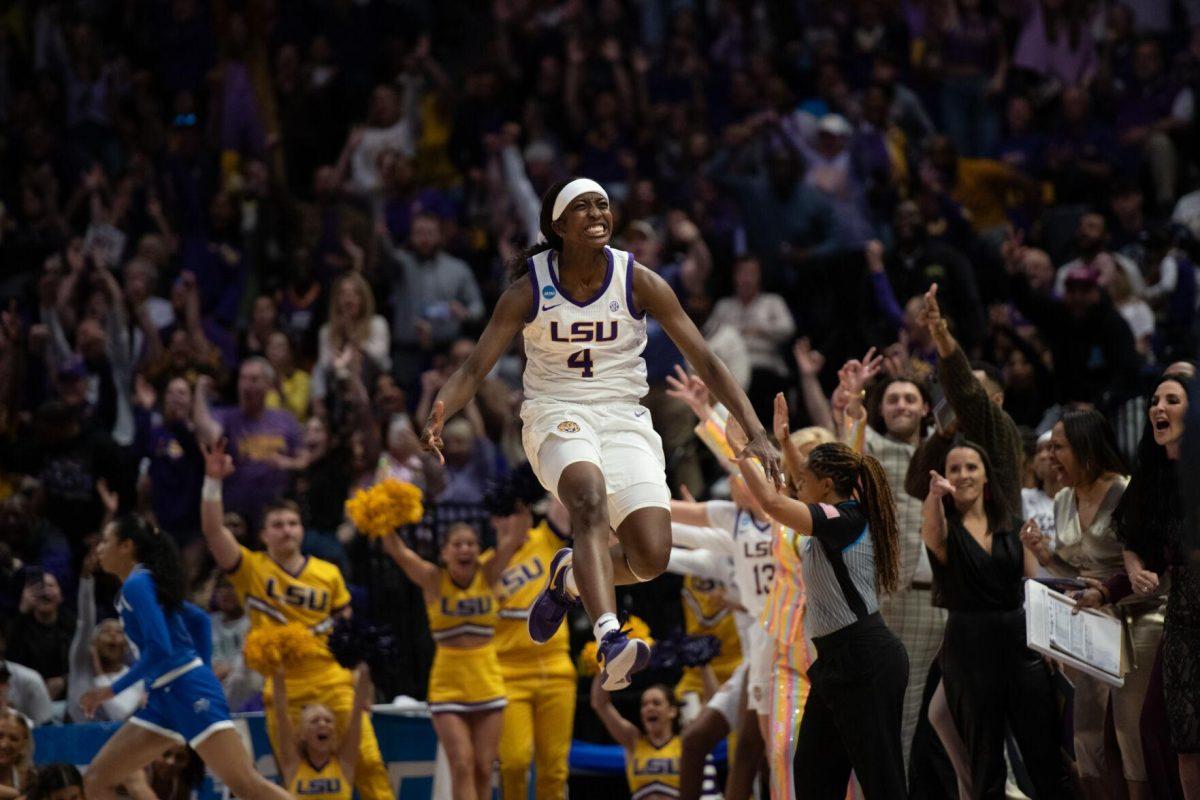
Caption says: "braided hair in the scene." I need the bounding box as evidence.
[507,178,578,282]
[806,442,901,594]
[110,514,185,611]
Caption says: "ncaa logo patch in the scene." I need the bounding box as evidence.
[609,300,619,312]
[556,420,580,433]
[542,285,557,300]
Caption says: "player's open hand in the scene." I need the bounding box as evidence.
[421,400,446,464]
[738,432,783,489]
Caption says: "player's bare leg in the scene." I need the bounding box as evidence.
[528,461,658,689]
[610,506,671,584]
[557,462,618,620]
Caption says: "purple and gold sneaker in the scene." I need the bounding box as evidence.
[527,547,576,644]
[598,628,652,690]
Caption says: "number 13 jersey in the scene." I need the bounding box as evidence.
[522,246,648,405]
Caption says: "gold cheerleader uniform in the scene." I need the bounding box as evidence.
[486,519,576,800]
[675,575,743,696]
[425,567,507,714]
[626,734,682,800]
[290,756,352,800]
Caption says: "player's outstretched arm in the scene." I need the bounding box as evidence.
[199,438,242,571]
[735,457,814,535]
[634,265,783,486]
[420,281,531,462]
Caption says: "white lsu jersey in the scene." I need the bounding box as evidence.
[707,501,776,619]
[521,246,648,404]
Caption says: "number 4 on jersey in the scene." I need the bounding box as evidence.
[568,348,594,378]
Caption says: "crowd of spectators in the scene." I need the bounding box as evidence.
[0,0,1199,794]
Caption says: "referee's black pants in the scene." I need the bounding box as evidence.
[794,613,909,799]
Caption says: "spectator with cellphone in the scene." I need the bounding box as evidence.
[1022,409,1158,799]
[5,568,74,701]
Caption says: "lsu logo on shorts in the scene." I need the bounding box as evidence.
[557,421,580,433]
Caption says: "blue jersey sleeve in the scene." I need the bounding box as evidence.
[111,572,176,695]
[181,602,213,666]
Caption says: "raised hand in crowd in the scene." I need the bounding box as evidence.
[793,337,825,379]
[665,364,712,420]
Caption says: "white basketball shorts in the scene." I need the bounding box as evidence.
[708,661,748,729]
[521,399,670,527]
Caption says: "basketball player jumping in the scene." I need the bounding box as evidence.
[421,178,781,690]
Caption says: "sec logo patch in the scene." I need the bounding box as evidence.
[609,300,619,312]
[557,420,580,433]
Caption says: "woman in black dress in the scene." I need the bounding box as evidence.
[1115,372,1198,797]
[921,441,1070,799]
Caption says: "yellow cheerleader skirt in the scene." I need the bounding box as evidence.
[428,643,508,714]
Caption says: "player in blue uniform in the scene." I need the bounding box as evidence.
[81,514,293,800]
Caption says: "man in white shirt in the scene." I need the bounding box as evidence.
[0,659,54,727]
[704,255,795,423]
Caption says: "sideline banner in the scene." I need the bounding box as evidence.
[33,708,438,800]
[34,710,725,798]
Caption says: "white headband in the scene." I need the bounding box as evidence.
[551,178,608,221]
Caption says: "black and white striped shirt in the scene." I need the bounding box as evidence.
[796,501,878,638]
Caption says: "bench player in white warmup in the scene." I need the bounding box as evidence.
[421,177,781,689]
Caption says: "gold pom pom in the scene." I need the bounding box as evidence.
[243,622,324,676]
[345,479,424,538]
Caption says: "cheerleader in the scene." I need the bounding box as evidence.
[269,665,373,800]
[484,467,577,800]
[79,515,292,800]
[382,522,521,800]
[0,710,34,800]
[591,675,683,800]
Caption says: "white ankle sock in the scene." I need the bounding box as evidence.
[564,567,579,598]
[594,613,620,642]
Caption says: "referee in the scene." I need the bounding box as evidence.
[738,442,908,798]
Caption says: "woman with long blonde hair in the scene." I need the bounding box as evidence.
[0,709,35,800]
[313,272,391,399]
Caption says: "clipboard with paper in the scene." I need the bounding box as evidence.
[1025,579,1125,688]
